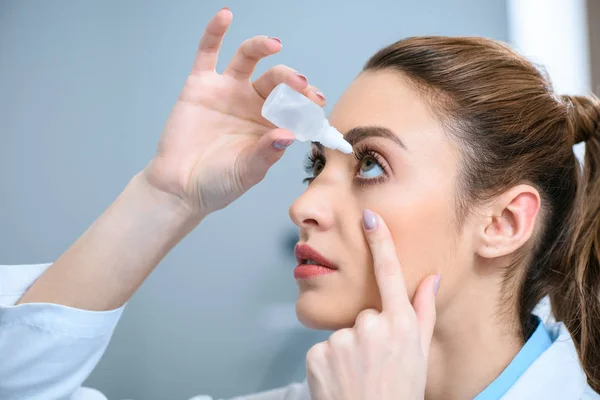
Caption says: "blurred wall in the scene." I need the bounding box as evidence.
[507,0,593,163]
[588,0,600,94]
[0,1,507,399]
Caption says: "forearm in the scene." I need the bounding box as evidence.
[17,171,202,310]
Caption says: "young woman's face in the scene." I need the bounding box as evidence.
[289,70,475,330]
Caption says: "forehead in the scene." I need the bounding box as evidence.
[329,70,442,148]
[329,69,460,177]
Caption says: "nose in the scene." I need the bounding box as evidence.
[289,184,335,232]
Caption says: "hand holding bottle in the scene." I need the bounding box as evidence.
[18,8,329,312]
[143,8,326,217]
[262,83,352,153]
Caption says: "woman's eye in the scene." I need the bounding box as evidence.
[358,156,384,178]
[312,159,325,176]
[303,154,325,184]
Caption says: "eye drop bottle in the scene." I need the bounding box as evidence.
[261,83,353,154]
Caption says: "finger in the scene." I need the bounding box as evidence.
[327,329,357,385]
[237,128,295,188]
[328,328,356,352]
[353,308,381,339]
[362,209,410,314]
[252,65,307,98]
[306,84,327,106]
[192,8,233,73]
[353,308,380,329]
[224,36,282,79]
[411,274,440,362]
[306,341,329,373]
[306,341,329,398]
[252,65,326,106]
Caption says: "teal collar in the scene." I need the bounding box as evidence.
[473,316,553,400]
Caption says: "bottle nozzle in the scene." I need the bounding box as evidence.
[319,121,353,154]
[336,140,353,154]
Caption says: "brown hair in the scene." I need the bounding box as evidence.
[364,36,600,391]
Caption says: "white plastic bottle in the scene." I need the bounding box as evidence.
[261,83,353,154]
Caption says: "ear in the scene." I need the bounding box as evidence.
[475,185,541,259]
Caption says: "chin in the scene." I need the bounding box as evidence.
[295,290,356,330]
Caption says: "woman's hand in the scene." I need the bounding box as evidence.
[18,9,325,311]
[306,210,440,400]
[143,8,325,216]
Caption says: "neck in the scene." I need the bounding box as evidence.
[425,277,524,400]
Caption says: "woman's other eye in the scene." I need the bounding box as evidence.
[303,152,325,184]
[312,159,325,176]
[358,156,384,179]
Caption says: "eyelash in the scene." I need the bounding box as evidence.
[302,152,322,184]
[302,145,389,186]
[353,146,389,186]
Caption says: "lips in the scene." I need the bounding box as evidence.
[294,244,337,279]
[294,244,337,269]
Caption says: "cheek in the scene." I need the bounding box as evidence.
[365,186,458,298]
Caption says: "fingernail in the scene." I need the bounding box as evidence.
[295,72,307,83]
[314,90,326,101]
[434,274,442,296]
[272,139,294,150]
[362,209,378,231]
[221,7,230,11]
[268,37,282,44]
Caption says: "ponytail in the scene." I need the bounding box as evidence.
[552,94,600,392]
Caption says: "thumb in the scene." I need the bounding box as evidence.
[411,274,440,361]
[239,128,295,186]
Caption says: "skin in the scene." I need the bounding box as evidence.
[306,209,438,400]
[15,8,543,400]
[291,70,460,331]
[291,69,543,399]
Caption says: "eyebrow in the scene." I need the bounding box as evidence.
[313,125,406,151]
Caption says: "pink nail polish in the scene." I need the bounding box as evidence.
[269,37,282,44]
[295,72,307,83]
[434,274,442,296]
[314,90,326,100]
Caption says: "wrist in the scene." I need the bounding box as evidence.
[136,167,207,223]
[121,172,206,253]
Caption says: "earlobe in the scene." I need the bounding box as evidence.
[476,185,541,259]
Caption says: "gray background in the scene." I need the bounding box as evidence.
[0,1,507,399]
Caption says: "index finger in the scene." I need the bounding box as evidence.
[362,209,410,314]
[191,8,233,73]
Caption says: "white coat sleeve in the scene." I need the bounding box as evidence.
[188,380,310,400]
[227,381,310,400]
[0,263,124,400]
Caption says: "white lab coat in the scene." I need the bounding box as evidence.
[0,263,598,400]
